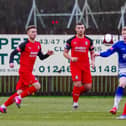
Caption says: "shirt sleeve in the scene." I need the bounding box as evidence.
[89,39,94,51]
[100,42,118,57]
[18,42,28,52]
[9,41,28,63]
[64,38,73,50]
[9,49,19,63]
[37,48,49,60]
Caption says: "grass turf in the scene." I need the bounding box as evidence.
[0,96,126,126]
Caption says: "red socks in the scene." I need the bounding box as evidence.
[122,103,126,115]
[20,86,37,98]
[3,86,37,107]
[80,85,86,93]
[72,85,87,103]
[4,92,18,107]
[72,86,80,103]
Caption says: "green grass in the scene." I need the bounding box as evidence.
[0,96,126,126]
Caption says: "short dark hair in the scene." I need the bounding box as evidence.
[26,25,37,32]
[76,22,84,26]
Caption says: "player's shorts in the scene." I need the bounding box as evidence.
[119,68,126,78]
[16,72,38,90]
[70,64,92,84]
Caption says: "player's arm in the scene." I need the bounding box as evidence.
[38,48,53,60]
[90,50,95,69]
[63,49,71,60]
[95,43,117,57]
[89,40,95,69]
[9,49,19,68]
[63,38,78,62]
[9,42,27,68]
[63,49,78,62]
[96,47,116,57]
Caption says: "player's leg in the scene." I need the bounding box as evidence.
[15,82,41,108]
[0,79,23,113]
[117,103,126,119]
[20,82,40,98]
[72,82,92,109]
[80,83,92,94]
[0,92,19,113]
[14,72,40,108]
[71,66,82,109]
[110,76,126,114]
[80,69,92,94]
[0,90,23,113]
[72,81,82,109]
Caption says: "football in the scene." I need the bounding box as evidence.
[103,34,113,45]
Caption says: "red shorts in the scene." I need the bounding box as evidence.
[16,72,38,90]
[70,64,92,84]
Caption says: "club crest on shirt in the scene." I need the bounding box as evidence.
[85,41,88,45]
[38,46,40,49]
[75,75,78,79]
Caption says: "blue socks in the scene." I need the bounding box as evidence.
[115,86,124,97]
[114,86,124,109]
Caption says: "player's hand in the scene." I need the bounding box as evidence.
[91,61,95,69]
[47,50,54,55]
[71,57,78,62]
[94,53,100,57]
[9,63,14,68]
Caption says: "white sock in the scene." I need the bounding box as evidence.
[73,102,79,106]
[113,96,122,109]
[18,95,22,99]
[1,104,6,108]
[73,102,78,104]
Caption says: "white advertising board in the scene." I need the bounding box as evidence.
[0,35,118,76]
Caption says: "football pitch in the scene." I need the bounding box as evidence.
[0,96,126,126]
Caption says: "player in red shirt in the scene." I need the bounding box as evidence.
[0,25,53,113]
[63,22,95,109]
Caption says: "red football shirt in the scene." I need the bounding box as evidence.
[65,35,94,68]
[18,39,41,72]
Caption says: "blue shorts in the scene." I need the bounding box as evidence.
[119,74,126,78]
[119,68,126,78]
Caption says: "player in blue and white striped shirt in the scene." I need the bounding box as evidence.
[95,27,126,118]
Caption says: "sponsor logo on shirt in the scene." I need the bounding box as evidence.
[30,52,38,57]
[75,46,87,52]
